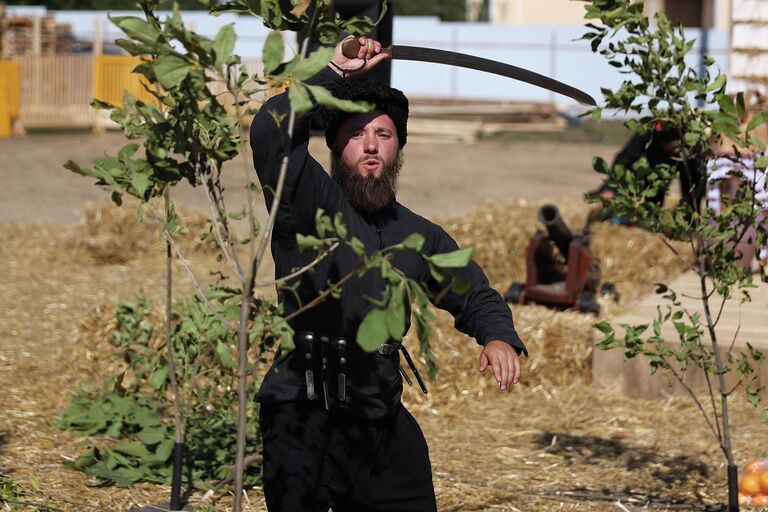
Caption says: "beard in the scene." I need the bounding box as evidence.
[330,151,403,213]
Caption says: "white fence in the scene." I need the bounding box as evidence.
[6,8,732,109]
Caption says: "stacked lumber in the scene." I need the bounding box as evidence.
[407,97,565,144]
[0,11,61,58]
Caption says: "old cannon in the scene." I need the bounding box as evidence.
[504,204,618,314]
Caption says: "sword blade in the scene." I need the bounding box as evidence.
[391,45,596,106]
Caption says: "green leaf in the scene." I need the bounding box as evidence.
[356,308,390,352]
[110,16,161,46]
[427,247,475,268]
[113,442,151,458]
[305,84,373,113]
[112,466,145,487]
[73,448,96,469]
[105,419,124,439]
[333,212,348,239]
[213,23,237,68]
[386,287,406,340]
[747,111,768,133]
[155,439,174,462]
[289,47,334,81]
[118,143,139,161]
[594,321,614,335]
[137,427,166,446]
[402,233,425,251]
[153,55,192,90]
[592,156,609,175]
[209,1,250,15]
[316,22,341,45]
[64,160,89,177]
[149,365,168,389]
[717,95,735,114]
[736,92,746,118]
[131,171,152,198]
[216,341,234,369]
[706,73,726,92]
[262,30,285,75]
[288,83,313,115]
[296,233,323,251]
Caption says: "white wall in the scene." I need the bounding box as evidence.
[24,9,730,109]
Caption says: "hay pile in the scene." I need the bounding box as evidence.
[443,198,689,302]
[400,198,691,408]
[5,197,760,512]
[62,200,215,265]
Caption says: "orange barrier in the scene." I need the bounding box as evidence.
[0,60,20,138]
[93,55,158,107]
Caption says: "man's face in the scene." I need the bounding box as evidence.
[336,110,400,178]
[331,110,403,212]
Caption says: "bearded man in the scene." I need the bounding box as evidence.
[250,37,527,512]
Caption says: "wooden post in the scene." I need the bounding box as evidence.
[32,16,41,54]
[93,17,103,56]
[91,17,105,133]
[32,16,42,108]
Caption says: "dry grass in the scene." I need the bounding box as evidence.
[2,199,765,512]
[61,200,216,265]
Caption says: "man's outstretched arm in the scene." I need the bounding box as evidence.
[426,226,527,393]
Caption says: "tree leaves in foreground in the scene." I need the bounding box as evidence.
[61,0,477,500]
[584,0,767,509]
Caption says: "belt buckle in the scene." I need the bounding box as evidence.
[377,343,394,356]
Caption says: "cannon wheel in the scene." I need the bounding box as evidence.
[577,291,600,315]
[504,282,526,304]
[599,281,620,302]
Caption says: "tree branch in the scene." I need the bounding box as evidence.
[198,166,245,283]
[255,241,340,288]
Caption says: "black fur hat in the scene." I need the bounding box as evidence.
[322,77,409,149]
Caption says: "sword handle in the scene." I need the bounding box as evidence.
[341,37,393,60]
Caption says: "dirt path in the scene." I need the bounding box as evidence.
[0,131,617,224]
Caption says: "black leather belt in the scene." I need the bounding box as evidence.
[297,331,429,410]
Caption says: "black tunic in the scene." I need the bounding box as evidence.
[612,132,705,212]
[250,67,526,419]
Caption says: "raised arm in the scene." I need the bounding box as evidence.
[249,38,391,235]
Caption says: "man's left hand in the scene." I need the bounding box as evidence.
[479,341,521,391]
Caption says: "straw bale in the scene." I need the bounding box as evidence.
[406,198,691,406]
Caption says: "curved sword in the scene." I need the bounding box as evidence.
[342,40,596,106]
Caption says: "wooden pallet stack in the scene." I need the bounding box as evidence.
[407,97,565,144]
[0,10,59,58]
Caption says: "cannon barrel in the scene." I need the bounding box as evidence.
[538,204,574,259]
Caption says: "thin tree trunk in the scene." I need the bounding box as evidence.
[232,33,311,511]
[165,189,185,510]
[697,241,737,511]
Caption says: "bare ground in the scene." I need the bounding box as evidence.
[0,131,612,224]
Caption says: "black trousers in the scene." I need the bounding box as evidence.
[259,401,437,512]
